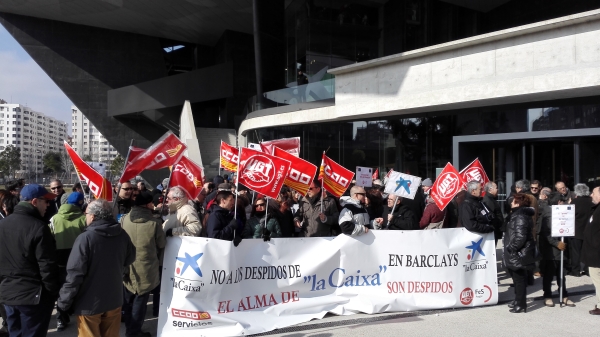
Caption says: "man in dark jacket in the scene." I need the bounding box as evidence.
[383,194,416,230]
[460,181,494,234]
[0,184,59,337]
[206,191,238,241]
[45,179,67,222]
[482,182,505,247]
[111,181,134,222]
[58,199,136,337]
[569,183,594,277]
[583,186,600,315]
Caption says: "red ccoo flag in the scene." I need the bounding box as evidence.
[372,168,379,180]
[430,163,464,211]
[273,146,317,196]
[237,147,291,199]
[220,141,239,172]
[120,132,186,183]
[460,158,490,189]
[318,153,354,198]
[64,141,112,201]
[170,156,205,199]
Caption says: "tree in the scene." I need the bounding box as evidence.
[43,152,63,174]
[0,145,22,179]
[60,150,74,181]
[82,155,93,162]
[109,155,125,179]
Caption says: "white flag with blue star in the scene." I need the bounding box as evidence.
[384,170,422,199]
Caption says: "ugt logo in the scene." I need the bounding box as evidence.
[242,155,274,188]
[464,168,482,183]
[175,252,203,277]
[437,172,459,198]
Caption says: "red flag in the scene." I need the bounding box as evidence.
[273,146,317,196]
[120,132,186,183]
[128,146,165,171]
[460,158,490,188]
[64,141,112,201]
[372,168,379,180]
[220,141,239,172]
[430,163,464,211]
[238,147,291,199]
[260,137,300,157]
[318,153,354,198]
[170,156,205,199]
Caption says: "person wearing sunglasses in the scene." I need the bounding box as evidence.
[244,197,282,240]
[0,184,59,337]
[338,186,375,236]
[111,181,134,223]
[44,179,67,223]
[293,179,339,237]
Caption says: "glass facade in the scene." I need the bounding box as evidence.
[249,96,600,192]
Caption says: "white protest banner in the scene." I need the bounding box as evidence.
[158,230,497,336]
[355,166,373,187]
[551,204,575,237]
[383,170,422,199]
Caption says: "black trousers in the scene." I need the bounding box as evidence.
[542,260,568,298]
[508,268,527,307]
[569,238,584,274]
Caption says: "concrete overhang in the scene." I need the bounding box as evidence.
[239,9,600,137]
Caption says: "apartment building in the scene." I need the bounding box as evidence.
[70,106,118,163]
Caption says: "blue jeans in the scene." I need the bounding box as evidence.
[4,295,54,337]
[122,287,150,336]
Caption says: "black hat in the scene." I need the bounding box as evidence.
[134,190,154,206]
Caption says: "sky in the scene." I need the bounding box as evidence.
[0,24,73,130]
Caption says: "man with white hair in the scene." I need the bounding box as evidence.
[459,181,494,234]
[163,186,202,237]
[570,183,593,277]
[338,186,375,236]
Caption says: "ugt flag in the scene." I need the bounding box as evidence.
[120,132,186,183]
[260,137,300,157]
[220,141,239,172]
[318,153,354,198]
[273,146,317,196]
[460,158,490,188]
[430,163,464,211]
[384,170,422,199]
[170,156,205,199]
[64,141,112,201]
[238,147,291,199]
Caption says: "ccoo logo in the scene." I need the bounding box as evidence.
[241,155,275,188]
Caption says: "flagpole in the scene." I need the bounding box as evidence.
[234,147,241,220]
[320,151,325,215]
[390,196,399,215]
[264,196,269,239]
[219,139,222,177]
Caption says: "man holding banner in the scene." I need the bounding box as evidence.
[338,186,373,236]
[294,180,339,237]
[383,194,417,230]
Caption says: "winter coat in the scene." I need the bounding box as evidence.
[460,194,494,234]
[571,195,593,240]
[384,203,417,231]
[0,202,59,305]
[401,188,425,224]
[538,203,567,261]
[245,215,282,239]
[482,194,505,240]
[206,206,237,241]
[503,207,536,270]
[582,204,600,268]
[50,204,86,266]
[419,199,445,229]
[523,191,539,239]
[162,200,202,237]
[122,206,166,295]
[338,198,371,236]
[294,196,339,237]
[58,218,135,315]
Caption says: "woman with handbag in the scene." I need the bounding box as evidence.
[503,193,538,313]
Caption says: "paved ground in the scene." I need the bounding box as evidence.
[7,246,598,337]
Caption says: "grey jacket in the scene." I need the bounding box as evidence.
[294,196,339,237]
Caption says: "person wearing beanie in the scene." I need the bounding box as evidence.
[50,191,87,330]
[121,191,165,337]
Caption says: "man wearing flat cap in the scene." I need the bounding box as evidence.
[121,190,165,337]
[0,184,59,337]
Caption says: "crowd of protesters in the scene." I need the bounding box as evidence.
[0,173,600,337]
